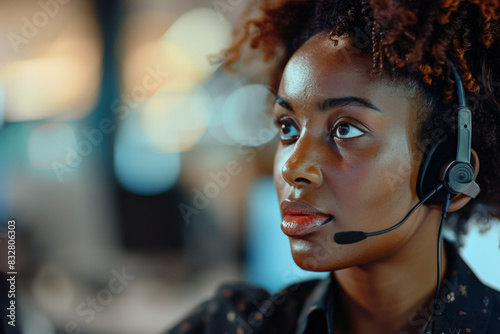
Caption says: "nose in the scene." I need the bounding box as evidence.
[281,142,323,187]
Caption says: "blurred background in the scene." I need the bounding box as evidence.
[0,0,498,333]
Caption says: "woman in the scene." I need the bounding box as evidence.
[168,0,500,333]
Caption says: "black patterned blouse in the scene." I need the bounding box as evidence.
[166,241,500,334]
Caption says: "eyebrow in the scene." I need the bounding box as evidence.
[275,95,382,113]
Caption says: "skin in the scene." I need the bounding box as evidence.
[273,32,479,334]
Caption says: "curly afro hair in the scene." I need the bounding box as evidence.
[224,0,500,244]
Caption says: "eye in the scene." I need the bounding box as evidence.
[333,121,365,139]
[277,118,300,142]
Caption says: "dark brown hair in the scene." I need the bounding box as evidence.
[224,0,500,243]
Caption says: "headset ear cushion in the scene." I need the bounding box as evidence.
[417,136,457,205]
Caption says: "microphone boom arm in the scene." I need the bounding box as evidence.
[365,183,444,238]
[334,183,444,244]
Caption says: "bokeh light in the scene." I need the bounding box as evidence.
[3,56,99,121]
[28,123,77,170]
[141,86,211,152]
[221,84,277,146]
[114,111,181,196]
[0,1,102,122]
[0,82,4,131]
[158,7,232,91]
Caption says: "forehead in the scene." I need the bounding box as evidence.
[280,33,377,98]
[279,33,418,105]
[277,33,420,135]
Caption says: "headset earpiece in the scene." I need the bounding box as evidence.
[417,136,456,205]
[416,61,480,205]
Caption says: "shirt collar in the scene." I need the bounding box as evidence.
[295,240,494,334]
[296,273,332,334]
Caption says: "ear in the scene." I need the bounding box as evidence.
[447,148,480,212]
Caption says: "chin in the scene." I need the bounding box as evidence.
[288,235,390,272]
[288,237,343,272]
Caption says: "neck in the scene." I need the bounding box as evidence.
[333,208,447,334]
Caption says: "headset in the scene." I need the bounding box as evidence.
[333,61,480,245]
[332,61,481,332]
[417,63,481,205]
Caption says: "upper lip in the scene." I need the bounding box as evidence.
[281,199,331,216]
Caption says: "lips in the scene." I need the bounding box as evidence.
[281,200,333,237]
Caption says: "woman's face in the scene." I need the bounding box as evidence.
[273,33,426,271]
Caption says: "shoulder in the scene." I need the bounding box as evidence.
[165,279,321,334]
[433,241,500,333]
[485,284,500,333]
[444,241,500,333]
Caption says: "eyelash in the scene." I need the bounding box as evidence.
[274,117,298,143]
[274,116,366,144]
[332,119,366,138]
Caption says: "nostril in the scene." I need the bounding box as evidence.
[295,177,311,184]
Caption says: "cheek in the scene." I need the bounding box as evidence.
[378,133,416,193]
[355,145,416,226]
[330,139,414,221]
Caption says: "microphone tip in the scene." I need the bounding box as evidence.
[334,231,367,244]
